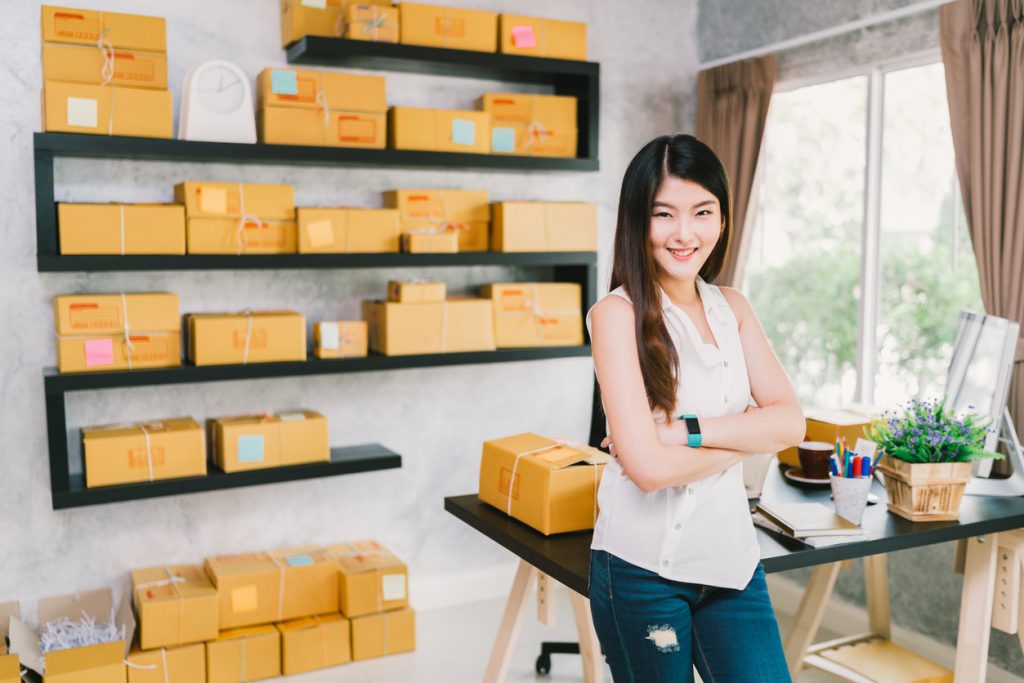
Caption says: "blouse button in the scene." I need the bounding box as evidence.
[663,560,671,567]
[723,360,729,368]
[687,488,695,495]
[675,523,683,530]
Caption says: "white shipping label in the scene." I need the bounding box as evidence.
[382,573,407,601]
[66,97,98,128]
[301,0,328,7]
[320,322,340,350]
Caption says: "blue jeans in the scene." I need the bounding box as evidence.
[589,550,790,682]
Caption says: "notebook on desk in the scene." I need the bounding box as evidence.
[754,501,862,538]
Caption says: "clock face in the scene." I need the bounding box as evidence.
[196,65,245,114]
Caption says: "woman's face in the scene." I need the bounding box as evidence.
[648,176,723,283]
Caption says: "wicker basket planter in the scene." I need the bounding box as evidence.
[877,456,974,521]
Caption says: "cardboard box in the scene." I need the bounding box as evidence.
[83,417,206,488]
[481,93,578,157]
[259,106,386,148]
[280,0,392,46]
[132,565,219,650]
[401,230,458,253]
[43,44,168,89]
[59,203,185,255]
[174,183,295,221]
[57,332,181,373]
[187,311,306,366]
[7,589,132,683]
[388,280,446,303]
[363,299,496,355]
[778,407,875,467]
[399,3,496,52]
[314,321,368,359]
[389,107,490,154]
[481,283,584,348]
[344,4,399,42]
[0,654,18,683]
[277,614,350,676]
[492,201,597,252]
[205,548,338,628]
[326,541,409,618]
[186,218,298,255]
[205,625,279,683]
[297,208,400,253]
[0,602,18,664]
[126,643,205,683]
[499,14,587,61]
[43,80,173,138]
[479,433,609,535]
[210,411,329,473]
[350,608,415,661]
[42,5,167,52]
[385,188,489,251]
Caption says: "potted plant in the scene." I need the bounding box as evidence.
[866,398,1002,521]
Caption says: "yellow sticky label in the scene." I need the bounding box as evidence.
[199,187,228,214]
[306,220,334,248]
[231,585,259,613]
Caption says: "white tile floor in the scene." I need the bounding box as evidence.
[277,590,844,682]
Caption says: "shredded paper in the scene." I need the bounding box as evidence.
[37,610,124,673]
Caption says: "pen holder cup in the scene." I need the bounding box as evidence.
[830,474,872,525]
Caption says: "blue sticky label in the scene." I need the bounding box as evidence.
[451,118,476,146]
[237,435,265,462]
[286,554,314,567]
[491,127,516,153]
[270,70,299,96]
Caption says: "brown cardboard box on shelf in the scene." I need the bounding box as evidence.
[0,654,18,683]
[479,433,609,535]
[481,283,584,348]
[389,107,490,155]
[205,548,337,628]
[57,332,181,373]
[481,93,578,158]
[131,565,219,650]
[385,188,489,252]
[186,218,297,255]
[314,321,368,359]
[344,4,399,43]
[326,540,409,618]
[401,230,458,253]
[83,418,206,488]
[399,2,496,52]
[778,406,875,467]
[187,311,306,366]
[205,625,279,683]
[259,106,386,148]
[297,208,400,253]
[174,182,295,221]
[126,643,204,683]
[43,44,168,89]
[350,608,415,661]
[492,201,597,252]
[43,80,173,138]
[59,203,185,255]
[363,298,496,355]
[0,602,18,663]
[280,0,391,47]
[7,589,133,683]
[387,280,446,303]
[277,614,351,676]
[498,14,587,61]
[210,411,329,473]
[41,5,167,51]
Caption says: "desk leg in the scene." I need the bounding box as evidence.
[953,534,998,683]
[569,590,604,683]
[783,562,840,679]
[483,559,537,683]
[864,553,890,640]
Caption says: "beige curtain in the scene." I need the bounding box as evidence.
[940,0,1024,441]
[695,55,777,287]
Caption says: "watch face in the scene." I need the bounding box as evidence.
[196,65,245,114]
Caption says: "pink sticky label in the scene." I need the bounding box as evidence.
[84,338,114,367]
[511,25,537,48]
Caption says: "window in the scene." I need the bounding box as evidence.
[741,57,982,410]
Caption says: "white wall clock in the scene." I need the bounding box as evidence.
[179,60,256,143]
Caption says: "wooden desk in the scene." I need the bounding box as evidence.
[445,465,1024,682]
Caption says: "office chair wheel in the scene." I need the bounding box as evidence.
[535,653,552,675]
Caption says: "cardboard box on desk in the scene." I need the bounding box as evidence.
[401,230,458,253]
[479,433,609,535]
[126,643,204,683]
[174,182,295,221]
[210,411,328,473]
[0,654,18,683]
[399,2,496,52]
[205,625,279,683]
[83,418,206,488]
[363,299,496,355]
[779,407,875,467]
[131,565,219,650]
[42,5,167,51]
[314,321,368,359]
[43,80,172,138]
[389,107,490,155]
[326,540,409,618]
[492,201,597,252]
[388,280,446,303]
[344,4,398,42]
[43,44,168,89]
[498,14,587,61]
[481,283,583,348]
[187,311,306,366]
[276,614,350,676]
[187,217,297,255]
[59,204,185,255]
[280,0,391,46]
[350,608,415,661]
[385,188,489,252]
[297,208,400,253]
[481,93,577,158]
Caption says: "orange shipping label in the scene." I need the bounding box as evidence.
[52,10,102,42]
[127,445,166,469]
[499,468,521,499]
[337,115,376,143]
[68,302,121,330]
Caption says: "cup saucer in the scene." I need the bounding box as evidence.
[783,467,831,487]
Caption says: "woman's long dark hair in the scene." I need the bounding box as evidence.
[609,134,733,415]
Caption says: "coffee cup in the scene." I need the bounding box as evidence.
[797,441,833,480]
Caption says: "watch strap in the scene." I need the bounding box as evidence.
[680,414,702,448]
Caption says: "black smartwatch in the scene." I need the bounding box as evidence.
[680,414,702,447]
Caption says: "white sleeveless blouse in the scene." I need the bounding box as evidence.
[586,277,760,589]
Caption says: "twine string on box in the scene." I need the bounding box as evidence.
[363,6,389,39]
[268,553,287,622]
[134,566,186,643]
[120,292,133,369]
[139,423,153,481]
[235,183,264,255]
[96,27,115,84]
[241,310,253,364]
[315,88,331,133]
[118,204,126,255]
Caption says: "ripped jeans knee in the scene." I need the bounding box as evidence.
[645,624,681,653]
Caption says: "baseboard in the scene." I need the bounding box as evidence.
[410,561,518,611]
[767,574,1019,683]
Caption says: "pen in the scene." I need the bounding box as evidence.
[830,456,840,477]
[853,456,862,477]
[862,456,871,477]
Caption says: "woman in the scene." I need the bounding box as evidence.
[588,134,804,682]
